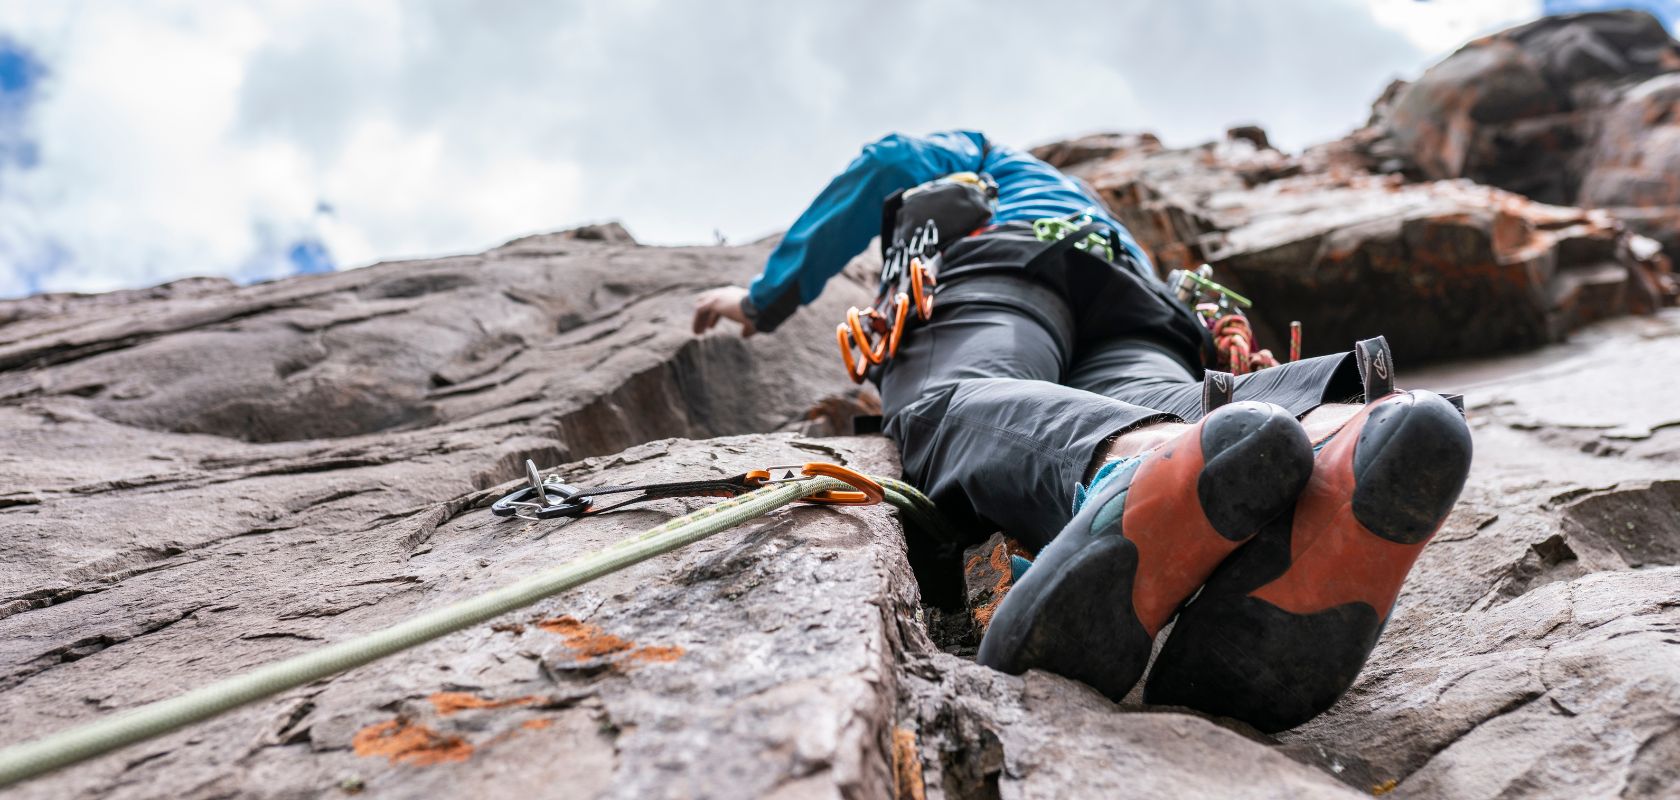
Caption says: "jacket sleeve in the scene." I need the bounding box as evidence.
[746,131,985,332]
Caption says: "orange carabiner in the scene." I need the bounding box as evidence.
[799,462,886,506]
[846,307,891,365]
[887,292,910,358]
[909,258,935,320]
[836,323,868,384]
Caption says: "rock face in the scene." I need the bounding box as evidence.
[0,228,866,448]
[4,235,1677,800]
[2,431,919,800]
[0,226,1361,800]
[0,227,884,796]
[4,13,1680,800]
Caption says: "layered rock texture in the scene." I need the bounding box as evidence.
[1380,11,1680,254]
[3,11,1680,800]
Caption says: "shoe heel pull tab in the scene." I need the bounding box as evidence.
[1354,336,1395,401]
[1202,370,1235,415]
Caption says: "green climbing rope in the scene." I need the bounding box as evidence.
[880,476,958,544]
[0,473,945,788]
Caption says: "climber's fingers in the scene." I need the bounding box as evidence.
[691,301,720,335]
[691,287,756,338]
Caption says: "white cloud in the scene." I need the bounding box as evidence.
[1366,0,1541,56]
[0,0,1547,297]
[0,3,314,293]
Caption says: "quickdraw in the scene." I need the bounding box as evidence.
[836,219,940,383]
[1168,264,1303,375]
[492,459,884,520]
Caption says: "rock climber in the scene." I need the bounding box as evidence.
[690,130,1473,732]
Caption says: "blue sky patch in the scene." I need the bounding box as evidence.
[1541,0,1680,28]
[286,239,336,275]
[0,38,44,98]
[0,37,44,174]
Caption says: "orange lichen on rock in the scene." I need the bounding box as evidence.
[891,727,927,800]
[627,644,685,663]
[537,615,635,659]
[521,718,554,731]
[352,719,474,766]
[971,540,1029,630]
[537,615,684,666]
[428,691,540,716]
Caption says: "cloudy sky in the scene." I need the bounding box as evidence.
[0,0,1675,297]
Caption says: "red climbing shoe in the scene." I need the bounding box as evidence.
[977,400,1314,701]
[1143,338,1473,732]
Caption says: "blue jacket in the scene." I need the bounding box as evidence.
[747,130,1153,331]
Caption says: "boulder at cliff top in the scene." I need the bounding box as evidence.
[1032,12,1680,364]
[1375,10,1680,263]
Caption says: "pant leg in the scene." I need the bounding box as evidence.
[1067,336,1362,423]
[880,296,1168,552]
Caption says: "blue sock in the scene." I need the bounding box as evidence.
[1071,454,1144,515]
[1009,554,1033,582]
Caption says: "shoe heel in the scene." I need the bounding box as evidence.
[1197,401,1315,540]
[1350,391,1473,544]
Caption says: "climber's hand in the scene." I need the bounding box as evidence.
[691,286,757,337]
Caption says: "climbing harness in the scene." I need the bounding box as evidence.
[492,459,879,519]
[1167,264,1303,375]
[0,463,951,788]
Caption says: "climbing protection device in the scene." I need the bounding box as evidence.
[0,462,949,788]
[1167,264,1303,375]
[493,459,880,519]
[836,219,941,383]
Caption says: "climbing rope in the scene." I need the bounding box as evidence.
[0,464,946,788]
[1210,314,1280,375]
